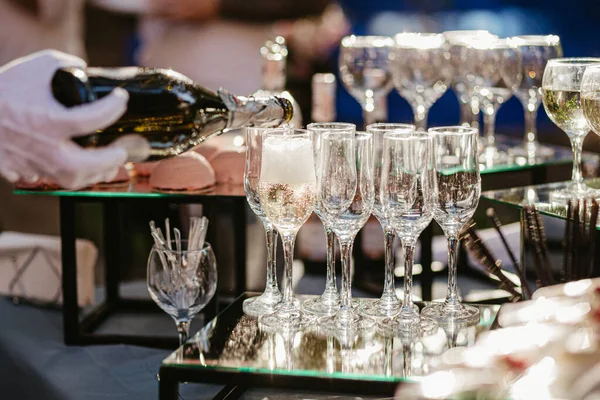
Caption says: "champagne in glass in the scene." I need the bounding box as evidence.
[422,126,481,326]
[581,64,600,136]
[258,129,317,330]
[542,58,600,203]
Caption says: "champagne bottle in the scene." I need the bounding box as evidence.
[52,67,293,161]
[254,36,303,128]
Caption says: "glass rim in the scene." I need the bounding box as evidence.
[152,240,212,253]
[547,57,600,66]
[383,131,432,141]
[394,32,445,49]
[443,29,491,37]
[263,128,311,139]
[307,122,356,132]
[510,35,561,46]
[322,131,372,141]
[341,35,394,48]
[366,123,415,133]
[428,126,478,136]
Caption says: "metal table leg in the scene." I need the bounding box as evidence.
[60,197,80,345]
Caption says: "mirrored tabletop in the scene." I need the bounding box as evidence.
[481,178,600,228]
[13,177,245,198]
[161,294,499,395]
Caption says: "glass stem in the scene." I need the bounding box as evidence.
[281,232,297,306]
[413,104,429,131]
[362,107,376,128]
[459,101,473,127]
[524,107,539,146]
[483,106,497,148]
[337,238,355,323]
[569,134,586,186]
[402,242,415,312]
[324,227,338,295]
[264,221,279,294]
[402,343,412,378]
[381,226,398,307]
[176,320,190,347]
[444,235,460,309]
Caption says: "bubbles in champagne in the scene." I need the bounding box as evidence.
[260,136,316,184]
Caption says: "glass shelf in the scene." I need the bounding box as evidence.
[13,177,245,199]
[481,178,600,229]
[161,293,499,395]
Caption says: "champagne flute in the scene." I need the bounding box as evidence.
[258,129,317,330]
[318,132,375,332]
[303,122,356,316]
[360,123,415,319]
[422,126,481,325]
[147,240,217,346]
[339,35,395,127]
[390,33,451,131]
[378,132,436,330]
[443,30,495,128]
[478,38,523,163]
[509,35,563,159]
[243,127,282,317]
[542,58,600,203]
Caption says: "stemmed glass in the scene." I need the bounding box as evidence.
[378,132,436,330]
[390,33,451,131]
[243,127,282,317]
[258,129,317,330]
[582,65,600,141]
[542,58,600,202]
[478,38,523,163]
[318,132,375,332]
[147,240,217,346]
[360,123,415,319]
[339,35,395,127]
[443,30,495,128]
[303,122,356,316]
[509,35,563,159]
[422,126,481,325]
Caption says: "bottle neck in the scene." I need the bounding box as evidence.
[219,89,293,130]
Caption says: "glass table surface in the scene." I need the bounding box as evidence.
[161,294,499,391]
[13,177,245,198]
[481,178,600,229]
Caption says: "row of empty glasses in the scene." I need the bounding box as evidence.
[243,123,482,335]
[338,31,563,163]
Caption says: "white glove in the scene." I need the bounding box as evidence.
[0,49,130,189]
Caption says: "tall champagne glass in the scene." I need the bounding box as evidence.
[443,30,495,128]
[509,35,563,159]
[318,132,375,332]
[258,129,317,330]
[360,123,415,319]
[379,132,436,330]
[390,33,451,131]
[339,35,395,128]
[542,58,600,202]
[243,127,282,317]
[303,122,356,316]
[478,38,523,163]
[422,126,481,325]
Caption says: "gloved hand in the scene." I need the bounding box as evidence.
[0,49,129,189]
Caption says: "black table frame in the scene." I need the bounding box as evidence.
[59,194,248,348]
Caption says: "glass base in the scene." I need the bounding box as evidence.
[258,302,315,331]
[550,184,600,205]
[302,291,340,316]
[377,316,440,338]
[359,298,419,319]
[420,302,480,326]
[243,290,283,317]
[318,309,376,334]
